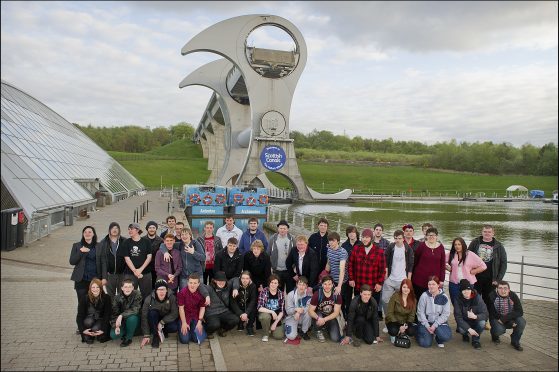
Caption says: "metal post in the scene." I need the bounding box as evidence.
[519,256,524,301]
[311,217,315,229]
[337,219,341,234]
[147,200,149,212]
[292,211,296,225]
[301,215,305,229]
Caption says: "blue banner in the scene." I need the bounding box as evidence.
[260,145,286,171]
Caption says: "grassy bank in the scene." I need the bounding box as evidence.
[111,141,558,196]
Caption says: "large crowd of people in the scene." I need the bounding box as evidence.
[70,216,525,352]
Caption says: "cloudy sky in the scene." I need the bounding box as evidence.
[1,1,557,146]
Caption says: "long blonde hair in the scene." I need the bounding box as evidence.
[88,278,103,304]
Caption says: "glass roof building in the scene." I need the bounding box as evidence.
[1,80,144,240]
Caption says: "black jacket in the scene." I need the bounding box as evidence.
[98,235,126,276]
[214,249,243,280]
[230,282,258,315]
[488,289,523,323]
[111,289,142,327]
[243,251,272,289]
[308,232,329,273]
[76,291,112,341]
[346,295,379,338]
[468,237,507,282]
[141,291,178,336]
[146,235,163,274]
[285,248,319,288]
[70,241,106,281]
[453,290,489,332]
[384,242,414,278]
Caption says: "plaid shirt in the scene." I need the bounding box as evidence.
[257,287,285,313]
[348,242,386,290]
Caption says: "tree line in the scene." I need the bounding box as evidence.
[75,124,557,176]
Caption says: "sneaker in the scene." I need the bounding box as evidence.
[120,339,132,347]
[382,327,388,334]
[437,343,445,348]
[472,341,481,349]
[462,334,470,343]
[492,335,500,344]
[246,327,255,336]
[378,312,383,321]
[85,338,94,345]
[302,331,311,341]
[237,323,245,331]
[352,338,361,347]
[151,336,160,348]
[485,322,491,330]
[511,342,523,351]
[217,328,227,337]
[316,330,326,343]
[262,335,269,342]
[207,333,214,339]
[390,336,395,344]
[284,337,301,345]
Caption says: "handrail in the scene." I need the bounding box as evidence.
[267,205,559,304]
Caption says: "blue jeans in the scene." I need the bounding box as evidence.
[179,319,207,344]
[457,319,485,342]
[416,323,452,347]
[147,310,179,338]
[448,282,460,306]
[490,317,526,345]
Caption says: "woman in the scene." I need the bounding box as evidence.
[70,226,105,301]
[416,276,452,348]
[257,274,285,342]
[76,278,112,343]
[446,237,486,305]
[174,228,206,290]
[412,227,446,301]
[385,279,417,344]
[243,240,272,292]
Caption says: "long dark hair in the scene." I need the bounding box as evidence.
[448,237,468,265]
[81,225,98,247]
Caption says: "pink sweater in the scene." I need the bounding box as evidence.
[446,250,487,285]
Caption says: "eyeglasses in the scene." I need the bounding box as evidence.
[427,234,437,238]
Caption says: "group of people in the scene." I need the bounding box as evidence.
[70,216,526,352]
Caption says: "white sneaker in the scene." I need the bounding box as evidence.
[438,343,445,348]
[390,336,395,344]
[316,330,326,343]
[262,335,269,342]
[382,327,388,333]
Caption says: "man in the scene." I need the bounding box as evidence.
[230,271,258,336]
[215,215,243,248]
[324,232,351,319]
[372,223,390,252]
[381,230,414,322]
[341,284,382,346]
[284,276,313,343]
[213,237,243,280]
[238,217,269,255]
[402,224,421,253]
[145,220,163,290]
[109,278,142,347]
[341,225,360,257]
[177,273,207,345]
[308,218,329,273]
[308,275,343,343]
[140,279,179,349]
[155,234,182,294]
[419,223,433,242]
[159,216,177,239]
[488,281,525,351]
[285,235,319,293]
[267,220,296,291]
[348,228,386,312]
[198,271,239,338]
[174,222,185,240]
[121,223,153,302]
[99,222,126,299]
[196,221,223,285]
[468,225,507,324]
[453,279,488,349]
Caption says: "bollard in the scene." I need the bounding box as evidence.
[133,209,136,223]
[311,217,315,229]
[146,200,149,212]
[292,211,296,226]
[168,202,170,213]
[337,219,341,234]
[301,215,305,229]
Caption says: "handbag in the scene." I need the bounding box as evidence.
[393,334,411,348]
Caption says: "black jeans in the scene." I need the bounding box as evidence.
[237,307,257,328]
[387,322,417,337]
[205,311,239,335]
[82,315,104,342]
[352,316,376,344]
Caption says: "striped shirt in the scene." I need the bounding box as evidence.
[327,246,348,284]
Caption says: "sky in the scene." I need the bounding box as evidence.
[1,1,557,147]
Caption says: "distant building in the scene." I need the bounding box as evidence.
[1,80,144,244]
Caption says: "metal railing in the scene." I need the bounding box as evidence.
[266,205,559,305]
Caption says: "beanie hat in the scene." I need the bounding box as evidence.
[402,224,414,231]
[108,222,120,233]
[277,220,290,228]
[361,228,374,238]
[155,279,168,290]
[145,220,158,230]
[459,279,473,291]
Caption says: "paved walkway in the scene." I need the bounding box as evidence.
[1,191,557,371]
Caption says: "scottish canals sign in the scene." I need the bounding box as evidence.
[260,146,286,171]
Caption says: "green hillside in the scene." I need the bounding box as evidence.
[111,141,558,195]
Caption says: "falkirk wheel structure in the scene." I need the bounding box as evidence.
[180,14,351,201]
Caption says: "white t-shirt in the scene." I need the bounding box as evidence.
[389,245,407,282]
[457,263,464,281]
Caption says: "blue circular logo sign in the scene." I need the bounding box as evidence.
[260,146,286,171]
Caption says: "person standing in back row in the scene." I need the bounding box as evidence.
[121,223,153,302]
[308,218,330,274]
[267,220,296,292]
[99,222,126,299]
[468,225,507,328]
[216,215,243,248]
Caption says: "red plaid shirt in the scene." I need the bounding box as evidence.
[348,242,386,290]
